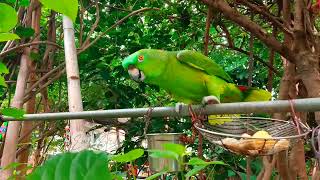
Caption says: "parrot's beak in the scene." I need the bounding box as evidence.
[128,65,145,82]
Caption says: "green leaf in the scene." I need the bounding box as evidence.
[185,165,206,178]
[39,0,78,22]
[0,33,20,42]
[1,108,25,119]
[187,157,225,166]
[18,0,30,7]
[15,26,35,38]
[2,162,21,170]
[0,3,18,32]
[146,169,168,180]
[111,172,124,180]
[148,150,179,161]
[0,76,7,87]
[111,148,144,163]
[27,150,112,180]
[29,52,41,61]
[162,143,186,156]
[0,62,9,74]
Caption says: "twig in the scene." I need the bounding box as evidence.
[248,32,254,87]
[204,6,214,55]
[81,1,100,48]
[79,0,85,46]
[0,41,62,58]
[23,68,66,103]
[237,0,292,36]
[24,63,65,96]
[212,41,281,76]
[78,7,160,54]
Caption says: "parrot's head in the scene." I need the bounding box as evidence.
[122,49,168,83]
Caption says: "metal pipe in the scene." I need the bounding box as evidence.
[4,98,320,121]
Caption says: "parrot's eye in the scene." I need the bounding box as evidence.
[138,55,144,62]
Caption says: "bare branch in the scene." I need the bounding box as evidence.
[201,0,296,63]
[204,6,214,55]
[23,68,66,103]
[81,1,100,48]
[212,41,281,76]
[237,0,292,35]
[78,7,160,54]
[0,41,62,58]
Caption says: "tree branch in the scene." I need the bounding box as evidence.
[212,41,281,76]
[0,41,62,58]
[204,6,214,55]
[78,7,160,54]
[237,0,292,35]
[201,0,296,63]
[81,1,100,49]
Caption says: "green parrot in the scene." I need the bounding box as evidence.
[122,49,271,123]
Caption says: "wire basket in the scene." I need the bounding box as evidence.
[194,117,311,156]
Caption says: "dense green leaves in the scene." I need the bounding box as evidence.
[15,26,35,38]
[27,150,111,180]
[0,62,9,74]
[39,0,78,22]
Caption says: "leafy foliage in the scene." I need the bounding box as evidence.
[0,3,20,42]
[39,0,79,22]
[111,148,144,163]
[0,3,18,32]
[1,107,25,119]
[0,33,20,42]
[26,150,112,180]
[0,0,288,179]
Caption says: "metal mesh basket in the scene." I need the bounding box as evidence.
[194,117,311,156]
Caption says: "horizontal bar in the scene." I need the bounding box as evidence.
[3,98,320,121]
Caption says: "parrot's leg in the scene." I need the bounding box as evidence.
[202,79,222,106]
[201,96,220,105]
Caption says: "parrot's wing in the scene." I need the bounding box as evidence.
[177,50,233,82]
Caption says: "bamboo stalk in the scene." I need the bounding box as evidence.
[62,16,89,151]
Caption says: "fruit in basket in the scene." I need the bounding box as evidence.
[241,133,251,138]
[252,130,272,138]
[251,130,276,150]
[274,139,290,152]
[219,130,289,156]
[221,138,238,149]
[238,130,276,151]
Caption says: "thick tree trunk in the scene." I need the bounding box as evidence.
[0,49,30,179]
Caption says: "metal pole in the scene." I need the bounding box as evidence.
[3,98,320,121]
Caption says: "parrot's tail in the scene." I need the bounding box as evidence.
[237,85,272,102]
[208,114,240,125]
[208,86,271,125]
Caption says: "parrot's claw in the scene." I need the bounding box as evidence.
[175,102,186,114]
[201,96,220,107]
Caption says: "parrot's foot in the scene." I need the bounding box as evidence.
[175,102,186,114]
[201,96,220,106]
